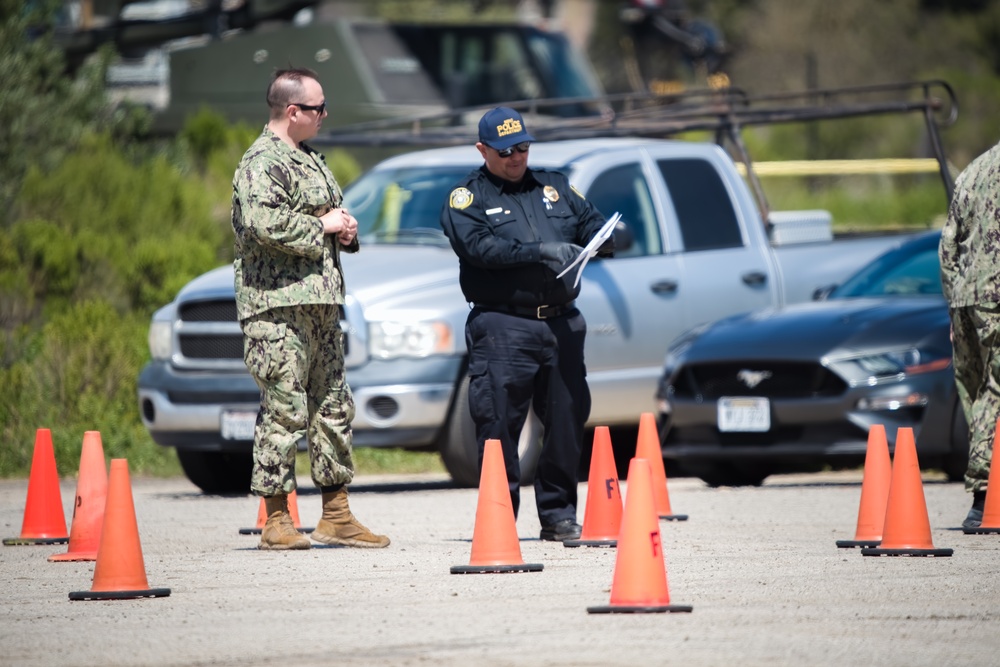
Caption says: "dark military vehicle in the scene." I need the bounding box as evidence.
[53,0,605,133]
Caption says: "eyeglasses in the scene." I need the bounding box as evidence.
[495,142,531,158]
[290,101,326,114]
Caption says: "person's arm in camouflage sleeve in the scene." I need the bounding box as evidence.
[939,175,968,304]
[237,155,325,259]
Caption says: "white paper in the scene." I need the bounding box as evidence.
[556,212,621,287]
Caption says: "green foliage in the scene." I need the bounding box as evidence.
[0,0,115,221]
[0,300,180,477]
[13,133,229,315]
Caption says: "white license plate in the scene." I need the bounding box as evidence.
[717,397,770,432]
[220,410,257,441]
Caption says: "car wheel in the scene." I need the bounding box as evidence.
[438,376,542,488]
[176,450,253,495]
[683,462,770,488]
[941,397,969,483]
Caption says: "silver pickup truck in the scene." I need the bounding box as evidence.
[138,137,909,492]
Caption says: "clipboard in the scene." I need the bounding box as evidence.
[556,212,621,288]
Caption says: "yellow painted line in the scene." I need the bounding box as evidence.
[735,158,943,177]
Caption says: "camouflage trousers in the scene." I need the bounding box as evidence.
[951,304,1000,492]
[242,304,355,496]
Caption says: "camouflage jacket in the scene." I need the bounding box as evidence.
[940,140,1000,307]
[231,126,360,321]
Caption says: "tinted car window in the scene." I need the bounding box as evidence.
[658,158,743,251]
[585,163,661,258]
[831,237,943,298]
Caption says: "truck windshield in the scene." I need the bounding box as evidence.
[344,167,474,245]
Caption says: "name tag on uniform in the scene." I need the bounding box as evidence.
[486,207,503,215]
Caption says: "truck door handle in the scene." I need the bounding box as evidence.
[742,271,767,286]
[651,279,678,294]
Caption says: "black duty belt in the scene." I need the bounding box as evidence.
[477,302,576,320]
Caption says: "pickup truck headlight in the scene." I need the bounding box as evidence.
[148,320,173,361]
[369,320,454,359]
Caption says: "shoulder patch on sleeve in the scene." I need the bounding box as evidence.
[570,184,586,199]
[449,187,474,210]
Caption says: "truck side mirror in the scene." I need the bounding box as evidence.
[611,220,634,253]
[812,284,836,301]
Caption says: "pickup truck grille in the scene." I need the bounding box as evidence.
[179,334,244,360]
[672,361,846,400]
[180,301,239,322]
[173,299,353,366]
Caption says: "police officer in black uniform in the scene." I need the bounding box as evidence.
[440,107,614,542]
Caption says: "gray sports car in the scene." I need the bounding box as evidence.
[655,230,966,486]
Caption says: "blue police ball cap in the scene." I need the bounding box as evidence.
[478,107,535,150]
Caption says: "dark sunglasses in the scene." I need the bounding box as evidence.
[496,142,531,158]
[290,101,326,114]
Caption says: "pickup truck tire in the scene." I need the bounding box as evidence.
[439,376,543,488]
[177,450,253,495]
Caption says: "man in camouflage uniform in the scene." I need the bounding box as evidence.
[940,139,1000,529]
[232,68,389,549]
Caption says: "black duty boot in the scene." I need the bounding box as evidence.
[539,518,582,542]
[963,490,987,529]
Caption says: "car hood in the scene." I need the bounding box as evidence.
[685,297,949,362]
[177,246,461,309]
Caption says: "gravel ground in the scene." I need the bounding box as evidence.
[1,468,998,667]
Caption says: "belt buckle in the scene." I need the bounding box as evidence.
[536,304,550,319]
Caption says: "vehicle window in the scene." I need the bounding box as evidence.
[344,167,471,245]
[832,244,942,298]
[585,163,661,258]
[658,159,743,252]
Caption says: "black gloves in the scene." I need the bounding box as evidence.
[539,242,583,269]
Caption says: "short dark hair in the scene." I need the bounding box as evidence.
[266,68,320,120]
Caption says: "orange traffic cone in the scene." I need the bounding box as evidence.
[862,428,952,557]
[566,426,622,547]
[50,432,108,562]
[635,412,687,521]
[239,489,313,534]
[964,416,1000,535]
[588,457,692,613]
[3,428,69,545]
[451,439,543,574]
[837,424,892,548]
[69,459,171,600]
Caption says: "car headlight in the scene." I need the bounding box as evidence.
[148,320,173,361]
[844,347,951,383]
[369,320,454,359]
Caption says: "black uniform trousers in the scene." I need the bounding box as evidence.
[465,307,591,527]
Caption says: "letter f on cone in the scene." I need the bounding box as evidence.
[451,439,542,574]
[588,458,692,613]
[566,426,622,547]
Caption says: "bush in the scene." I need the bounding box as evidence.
[0,300,179,477]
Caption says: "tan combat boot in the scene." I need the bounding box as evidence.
[258,494,311,550]
[312,488,390,548]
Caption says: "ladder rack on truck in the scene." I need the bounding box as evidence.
[313,79,958,223]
